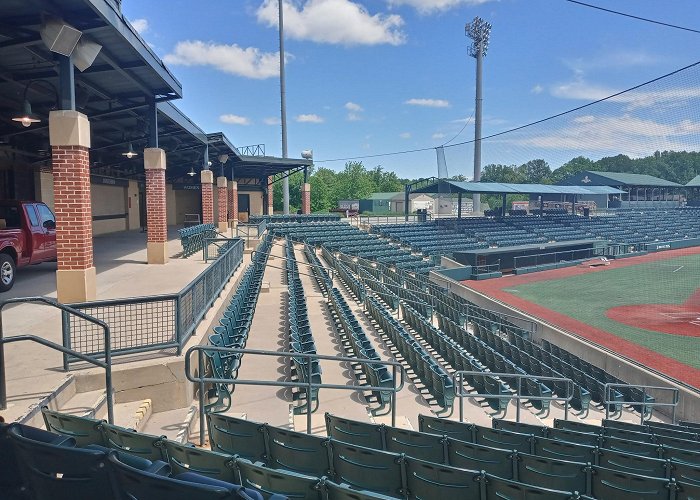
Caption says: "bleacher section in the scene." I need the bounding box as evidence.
[20,408,700,499]
[178,223,218,257]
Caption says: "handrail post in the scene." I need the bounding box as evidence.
[307,352,312,435]
[516,377,521,422]
[391,364,397,428]
[198,349,206,446]
[641,387,646,425]
[459,373,464,423]
[604,384,610,420]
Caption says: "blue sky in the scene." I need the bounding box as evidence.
[122,0,700,179]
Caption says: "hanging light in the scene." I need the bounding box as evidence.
[187,166,196,177]
[122,142,138,159]
[12,100,41,127]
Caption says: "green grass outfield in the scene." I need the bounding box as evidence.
[509,253,700,369]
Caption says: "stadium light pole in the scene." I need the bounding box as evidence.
[279,0,290,214]
[466,16,491,215]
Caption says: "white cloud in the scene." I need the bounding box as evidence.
[131,18,149,34]
[531,84,543,94]
[399,132,411,139]
[164,41,282,79]
[296,114,325,123]
[219,114,251,125]
[263,117,281,125]
[387,0,495,14]
[513,114,700,157]
[347,113,362,121]
[564,49,659,74]
[432,132,446,140]
[345,102,363,112]
[405,98,450,108]
[257,0,405,46]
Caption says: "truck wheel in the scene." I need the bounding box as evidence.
[0,254,15,292]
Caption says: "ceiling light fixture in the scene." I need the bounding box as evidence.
[122,142,138,159]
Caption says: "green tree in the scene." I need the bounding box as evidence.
[481,164,525,183]
[550,156,596,184]
[517,159,551,184]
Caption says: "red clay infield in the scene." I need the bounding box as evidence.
[465,246,700,388]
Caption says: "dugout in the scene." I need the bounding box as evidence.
[453,239,606,274]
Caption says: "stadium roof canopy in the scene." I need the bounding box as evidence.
[408,178,624,196]
[686,175,700,187]
[559,171,682,188]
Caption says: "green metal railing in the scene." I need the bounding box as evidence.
[62,239,244,367]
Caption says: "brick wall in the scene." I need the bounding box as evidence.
[302,183,311,214]
[51,145,93,270]
[202,182,214,224]
[267,176,274,213]
[218,184,228,223]
[227,182,235,221]
[146,168,167,243]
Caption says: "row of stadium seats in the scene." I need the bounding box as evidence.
[178,222,217,257]
[286,237,322,414]
[304,242,332,293]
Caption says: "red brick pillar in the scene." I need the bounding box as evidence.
[301,182,311,214]
[144,148,168,264]
[49,110,96,303]
[216,176,228,233]
[267,176,274,214]
[201,170,214,224]
[227,180,237,226]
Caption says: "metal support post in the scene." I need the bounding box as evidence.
[58,54,76,110]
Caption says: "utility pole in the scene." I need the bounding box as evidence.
[279,0,289,214]
[466,16,491,215]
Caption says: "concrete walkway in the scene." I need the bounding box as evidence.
[1,228,208,423]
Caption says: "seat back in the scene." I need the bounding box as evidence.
[418,414,473,441]
[492,419,547,437]
[483,473,579,499]
[590,465,671,500]
[474,425,533,454]
[101,422,167,461]
[446,438,515,480]
[207,413,268,462]
[597,448,669,479]
[325,413,384,450]
[9,424,117,500]
[164,440,238,483]
[516,453,589,494]
[236,459,321,500]
[534,436,597,463]
[41,406,105,447]
[330,440,405,497]
[267,426,331,477]
[404,457,480,498]
[1,423,26,499]
[321,479,395,500]
[385,426,447,464]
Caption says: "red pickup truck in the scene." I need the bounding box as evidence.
[0,201,57,291]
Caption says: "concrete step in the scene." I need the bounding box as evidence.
[140,405,197,442]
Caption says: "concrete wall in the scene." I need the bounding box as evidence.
[91,183,128,236]
[247,190,263,216]
[429,271,700,422]
[35,169,55,210]
[127,180,140,230]
[174,190,201,224]
[166,184,177,225]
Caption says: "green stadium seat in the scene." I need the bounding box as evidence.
[325,413,385,450]
[482,472,581,499]
[516,453,590,494]
[206,413,268,462]
[385,426,447,464]
[596,447,669,478]
[329,441,405,497]
[164,440,238,483]
[590,466,671,500]
[534,436,597,463]
[404,457,480,498]
[101,422,167,461]
[493,419,548,437]
[321,479,396,500]
[547,427,601,447]
[601,435,663,459]
[418,414,474,442]
[41,406,105,447]
[236,458,322,499]
[474,425,534,454]
[446,438,515,479]
[267,426,332,477]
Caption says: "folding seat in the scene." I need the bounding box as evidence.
[604,427,656,444]
[325,413,385,450]
[404,457,480,498]
[165,439,239,483]
[482,471,581,499]
[446,438,514,479]
[100,423,167,461]
[236,459,321,499]
[492,419,547,437]
[41,406,106,447]
[600,435,663,459]
[107,453,264,500]
[267,426,332,477]
[8,423,119,500]
[385,426,447,464]
[676,480,700,500]
[596,447,669,478]
[329,441,405,497]
[418,414,473,442]
[321,479,396,500]
[207,413,269,462]
[657,435,700,452]
[649,425,699,442]
[516,453,590,494]
[547,427,600,447]
[474,425,533,454]
[589,465,672,500]
[534,436,597,463]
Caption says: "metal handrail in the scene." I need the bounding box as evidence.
[604,383,680,424]
[0,297,114,424]
[185,346,405,444]
[451,370,575,423]
[202,237,239,262]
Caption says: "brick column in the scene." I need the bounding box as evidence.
[301,182,311,214]
[49,110,96,303]
[201,170,214,224]
[267,176,274,214]
[227,180,238,227]
[144,148,168,264]
[216,176,228,233]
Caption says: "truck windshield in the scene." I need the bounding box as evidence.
[0,206,21,229]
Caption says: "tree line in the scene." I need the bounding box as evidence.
[274,151,700,212]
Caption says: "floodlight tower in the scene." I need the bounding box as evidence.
[279,0,290,214]
[466,16,491,214]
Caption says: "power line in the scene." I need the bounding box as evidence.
[441,112,474,147]
[565,0,700,35]
[315,59,700,163]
